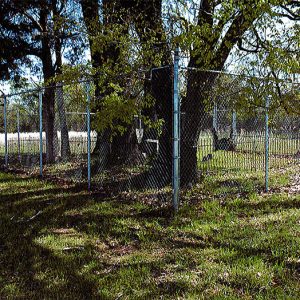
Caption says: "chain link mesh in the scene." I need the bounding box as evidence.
[0,92,40,171]
[180,68,300,195]
[90,67,173,203]
[41,84,89,183]
[1,65,299,205]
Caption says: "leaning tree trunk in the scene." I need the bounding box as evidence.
[180,70,218,186]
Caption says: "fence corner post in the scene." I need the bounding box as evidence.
[265,95,270,192]
[173,47,180,212]
[39,90,43,178]
[85,83,91,191]
[17,108,21,163]
[4,95,8,168]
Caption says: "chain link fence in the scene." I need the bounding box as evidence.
[0,91,41,171]
[89,66,174,204]
[181,68,300,196]
[42,84,90,183]
[1,57,299,209]
[0,68,174,204]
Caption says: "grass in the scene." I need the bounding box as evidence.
[0,167,299,299]
[198,132,300,171]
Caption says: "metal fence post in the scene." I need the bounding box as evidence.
[265,96,270,192]
[17,108,21,163]
[213,103,218,130]
[173,47,180,212]
[4,95,8,168]
[86,83,91,191]
[232,110,237,139]
[39,91,43,177]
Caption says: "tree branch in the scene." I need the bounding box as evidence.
[21,10,43,32]
[278,4,300,20]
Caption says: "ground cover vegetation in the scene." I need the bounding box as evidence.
[0,2,300,297]
[0,169,299,298]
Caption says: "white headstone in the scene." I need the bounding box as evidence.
[136,128,144,144]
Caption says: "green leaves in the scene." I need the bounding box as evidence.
[94,88,136,135]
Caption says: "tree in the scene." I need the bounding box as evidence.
[79,0,172,174]
[177,0,300,185]
[2,0,299,187]
[0,0,78,162]
[79,0,131,163]
[77,0,299,185]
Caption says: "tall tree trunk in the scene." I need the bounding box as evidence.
[80,0,108,161]
[40,7,56,163]
[53,0,71,161]
[148,67,173,185]
[80,0,136,165]
[42,32,55,163]
[132,0,173,184]
[56,84,70,160]
[42,86,56,163]
[180,69,217,185]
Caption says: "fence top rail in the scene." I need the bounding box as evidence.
[181,67,300,85]
[66,112,96,115]
[0,64,175,98]
[0,79,94,98]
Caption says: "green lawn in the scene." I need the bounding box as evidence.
[198,132,300,171]
[0,168,299,299]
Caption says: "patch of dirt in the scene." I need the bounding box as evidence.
[111,244,137,256]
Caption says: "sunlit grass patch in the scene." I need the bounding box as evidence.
[34,229,88,255]
[0,170,299,298]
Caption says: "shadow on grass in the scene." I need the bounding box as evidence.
[0,175,178,298]
[1,171,299,298]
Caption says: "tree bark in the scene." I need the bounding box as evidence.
[40,7,56,163]
[180,69,217,185]
[53,0,71,161]
[56,84,70,160]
